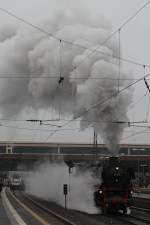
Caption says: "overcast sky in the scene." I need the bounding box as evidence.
[0,0,149,145]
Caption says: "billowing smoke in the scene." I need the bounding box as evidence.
[25,161,100,214]
[0,2,133,152]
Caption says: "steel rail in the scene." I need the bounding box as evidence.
[20,192,77,225]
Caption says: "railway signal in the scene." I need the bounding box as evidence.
[63,184,68,209]
[63,184,68,195]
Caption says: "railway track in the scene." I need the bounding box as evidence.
[6,189,150,225]
[132,205,150,213]
[105,206,150,225]
[20,192,150,225]
[12,190,108,225]
[19,192,77,225]
[116,215,150,225]
[133,196,150,210]
[129,206,150,224]
[126,216,149,225]
[7,189,77,225]
[13,191,126,225]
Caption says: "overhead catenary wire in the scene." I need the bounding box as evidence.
[87,89,149,132]
[0,7,150,70]
[120,123,150,141]
[128,91,148,112]
[41,119,148,124]
[129,124,150,128]
[0,120,149,141]
[0,117,148,124]
[1,117,150,141]
[109,85,149,125]
[0,123,80,132]
[72,1,150,70]
[0,74,149,132]
[44,72,150,141]
[74,73,150,121]
[0,75,150,80]
[0,3,149,142]
[121,128,150,141]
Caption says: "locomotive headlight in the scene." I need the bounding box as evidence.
[115,167,119,170]
[130,190,133,194]
[99,190,103,194]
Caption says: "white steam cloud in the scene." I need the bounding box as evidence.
[0,1,133,152]
[25,162,100,214]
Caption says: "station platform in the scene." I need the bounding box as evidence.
[0,195,11,225]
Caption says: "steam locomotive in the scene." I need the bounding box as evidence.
[94,157,135,214]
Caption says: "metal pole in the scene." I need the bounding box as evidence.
[68,170,71,208]
[142,166,145,187]
[65,194,67,209]
[138,159,140,187]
